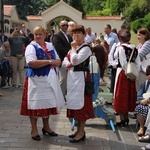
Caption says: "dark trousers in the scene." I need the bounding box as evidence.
[110,68,117,93]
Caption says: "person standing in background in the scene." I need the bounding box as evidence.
[47,30,55,43]
[20,24,27,37]
[0,30,8,46]
[104,24,119,52]
[113,29,141,126]
[8,28,26,88]
[52,20,73,98]
[84,27,96,45]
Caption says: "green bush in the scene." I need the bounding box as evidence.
[131,13,150,33]
[87,9,111,16]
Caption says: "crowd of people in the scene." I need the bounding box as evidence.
[0,21,150,149]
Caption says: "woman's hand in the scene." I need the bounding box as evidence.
[71,41,77,51]
[140,99,148,105]
[66,62,72,70]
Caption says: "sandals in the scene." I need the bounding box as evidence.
[139,134,150,143]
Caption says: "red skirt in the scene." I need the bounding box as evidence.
[20,77,57,117]
[113,70,137,113]
[67,72,94,122]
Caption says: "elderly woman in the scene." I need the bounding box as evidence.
[113,29,141,126]
[62,25,94,143]
[20,26,65,141]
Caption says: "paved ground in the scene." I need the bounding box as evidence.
[0,87,147,150]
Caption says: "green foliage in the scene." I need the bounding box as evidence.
[131,13,150,33]
[87,9,111,16]
[106,0,131,15]
[4,0,46,19]
[124,0,150,22]
[82,0,107,14]
[131,19,144,33]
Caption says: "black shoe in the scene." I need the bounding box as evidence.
[69,134,86,143]
[69,133,76,138]
[125,118,129,125]
[32,135,41,141]
[114,112,119,116]
[42,128,58,136]
[116,120,126,127]
[116,118,129,127]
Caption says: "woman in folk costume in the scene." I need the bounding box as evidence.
[62,25,94,143]
[20,26,65,141]
[113,29,141,126]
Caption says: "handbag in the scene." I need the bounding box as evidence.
[84,59,94,95]
[141,53,150,73]
[85,81,94,95]
[125,48,139,80]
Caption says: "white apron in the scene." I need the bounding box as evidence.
[66,68,85,110]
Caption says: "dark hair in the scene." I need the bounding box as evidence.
[118,29,131,43]
[105,24,111,30]
[138,28,150,41]
[71,25,85,34]
[146,65,150,76]
[50,29,55,34]
[111,28,117,34]
[10,28,14,34]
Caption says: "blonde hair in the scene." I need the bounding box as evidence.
[33,26,47,35]
[68,21,75,27]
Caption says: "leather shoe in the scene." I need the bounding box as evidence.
[32,135,41,141]
[69,133,76,138]
[42,128,58,136]
[69,134,85,143]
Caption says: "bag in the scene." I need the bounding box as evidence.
[125,62,139,80]
[16,54,24,59]
[85,81,94,95]
[0,60,12,77]
[141,53,150,73]
[125,47,139,80]
[0,60,12,87]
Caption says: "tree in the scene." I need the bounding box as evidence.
[124,0,150,22]
[131,13,150,33]
[4,0,46,19]
[106,0,131,15]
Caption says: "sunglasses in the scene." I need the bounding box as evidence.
[61,24,68,27]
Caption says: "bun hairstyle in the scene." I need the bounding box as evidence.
[71,25,85,34]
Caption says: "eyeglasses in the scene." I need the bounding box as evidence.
[61,24,68,27]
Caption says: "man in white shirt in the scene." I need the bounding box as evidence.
[84,27,96,45]
[104,24,119,52]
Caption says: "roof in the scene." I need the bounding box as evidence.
[4,5,15,17]
[27,15,42,20]
[83,16,122,20]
